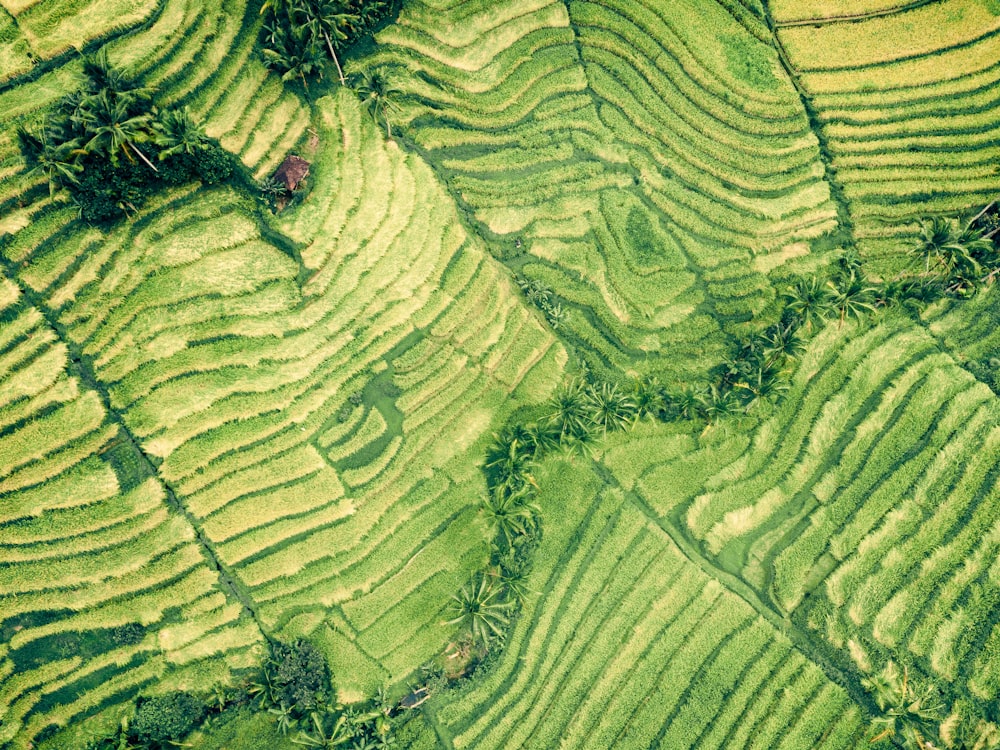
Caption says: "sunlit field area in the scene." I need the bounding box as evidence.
[2,0,1000,748]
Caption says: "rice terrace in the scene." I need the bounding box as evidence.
[4,0,1000,747]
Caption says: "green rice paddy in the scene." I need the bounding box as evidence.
[1,0,999,747]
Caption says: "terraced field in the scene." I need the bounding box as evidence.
[361,0,838,377]
[771,0,1000,277]
[0,279,261,748]
[428,459,867,750]
[602,312,1000,702]
[0,82,564,743]
[925,284,1000,390]
[0,0,160,80]
[3,0,1000,748]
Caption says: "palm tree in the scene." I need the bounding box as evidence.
[697,383,740,427]
[269,703,299,736]
[736,364,788,413]
[76,90,159,172]
[49,90,92,144]
[939,240,981,283]
[522,421,560,457]
[760,322,805,367]
[673,384,702,421]
[544,379,592,444]
[153,107,211,159]
[81,49,152,108]
[306,0,358,85]
[961,223,999,280]
[827,270,876,327]
[837,245,863,274]
[248,669,281,710]
[292,711,355,748]
[783,277,834,333]
[914,217,967,274]
[16,125,81,195]
[262,19,326,91]
[352,68,401,139]
[490,546,532,603]
[862,661,944,749]
[584,381,637,434]
[445,573,511,646]
[629,375,667,421]
[493,563,531,605]
[485,425,537,495]
[481,487,538,549]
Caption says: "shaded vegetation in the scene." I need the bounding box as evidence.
[15,51,234,223]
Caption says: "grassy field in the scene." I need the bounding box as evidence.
[360,0,838,379]
[427,458,867,750]
[0,0,160,80]
[772,0,1000,278]
[600,311,1000,704]
[1,82,564,743]
[1,0,999,747]
[0,279,262,749]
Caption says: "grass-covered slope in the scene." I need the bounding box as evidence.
[0,0,161,81]
[427,458,867,750]
[771,0,1000,278]
[601,312,1000,705]
[359,0,837,379]
[924,284,1000,395]
[1,86,564,750]
[3,0,1000,748]
[0,0,307,216]
[102,0,309,178]
[0,278,262,749]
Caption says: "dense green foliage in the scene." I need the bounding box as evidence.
[130,693,206,747]
[15,52,234,222]
[255,639,331,714]
[260,0,395,86]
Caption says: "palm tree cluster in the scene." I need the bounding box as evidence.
[483,376,666,485]
[911,215,1000,296]
[290,702,395,749]
[260,0,394,89]
[16,51,231,222]
[516,275,566,329]
[456,375,648,654]
[701,248,884,422]
[245,639,398,748]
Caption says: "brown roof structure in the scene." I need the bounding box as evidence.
[272,155,310,192]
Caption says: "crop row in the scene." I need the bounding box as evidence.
[683,320,914,542]
[14,90,561,695]
[6,0,158,65]
[0,289,260,749]
[818,410,1000,697]
[776,2,1000,276]
[367,0,842,374]
[439,460,863,749]
[0,7,32,81]
[613,313,1000,703]
[770,357,985,608]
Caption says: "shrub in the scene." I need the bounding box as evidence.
[266,639,330,712]
[110,622,146,646]
[72,156,157,223]
[130,692,206,746]
[192,144,236,184]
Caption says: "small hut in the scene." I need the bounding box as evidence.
[272,155,310,193]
